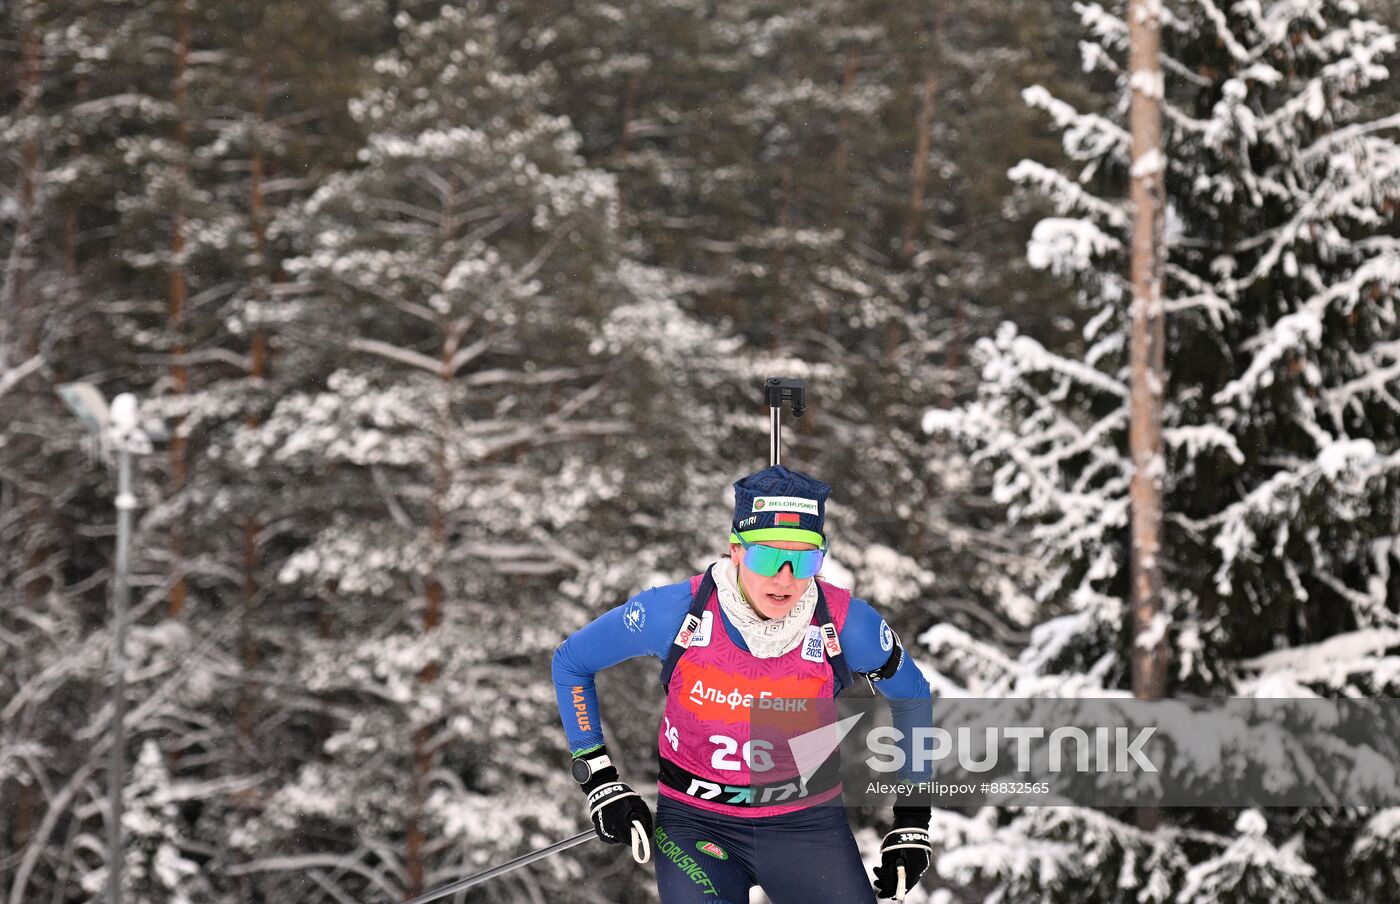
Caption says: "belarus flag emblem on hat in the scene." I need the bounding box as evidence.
[774,511,801,526]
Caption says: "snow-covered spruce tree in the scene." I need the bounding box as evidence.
[922,1,1400,901]
[514,0,1072,659]
[77,739,217,904]
[129,4,376,899]
[0,2,255,900]
[229,5,638,901]
[15,4,370,900]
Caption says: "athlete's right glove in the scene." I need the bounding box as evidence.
[570,745,652,864]
[871,806,932,900]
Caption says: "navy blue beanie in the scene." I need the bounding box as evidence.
[729,465,830,548]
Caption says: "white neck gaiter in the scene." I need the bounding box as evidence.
[711,557,817,658]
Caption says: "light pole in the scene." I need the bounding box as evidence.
[57,384,158,904]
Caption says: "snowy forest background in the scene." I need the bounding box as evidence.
[3,0,1400,901]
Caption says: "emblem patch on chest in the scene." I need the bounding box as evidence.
[688,611,713,648]
[802,625,824,663]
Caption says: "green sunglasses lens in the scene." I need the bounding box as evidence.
[788,550,823,579]
[741,544,824,579]
[742,545,783,576]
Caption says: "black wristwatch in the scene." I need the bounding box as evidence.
[571,751,613,785]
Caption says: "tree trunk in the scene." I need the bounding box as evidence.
[406,175,458,901]
[1127,0,1169,831]
[316,581,336,757]
[902,68,937,259]
[617,69,641,212]
[941,296,965,407]
[833,47,859,215]
[5,13,45,890]
[3,0,42,361]
[65,0,92,286]
[167,0,192,618]
[237,60,273,764]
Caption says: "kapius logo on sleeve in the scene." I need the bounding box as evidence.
[570,686,591,733]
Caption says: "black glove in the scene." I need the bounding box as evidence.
[571,745,652,863]
[871,806,932,900]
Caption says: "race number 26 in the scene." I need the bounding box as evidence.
[708,734,774,772]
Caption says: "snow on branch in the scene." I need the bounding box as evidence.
[988,323,1128,400]
[1022,85,1131,162]
[1026,218,1126,278]
[1326,339,1400,419]
[1198,437,1386,595]
[1238,628,1400,694]
[1312,544,1400,632]
[1186,0,1252,63]
[935,804,1191,900]
[1300,112,1400,165]
[1008,161,1130,229]
[919,623,1019,693]
[1218,255,1400,412]
[1074,2,1127,46]
[1178,810,1324,902]
[1256,21,1396,136]
[1163,264,1238,330]
[1163,425,1246,465]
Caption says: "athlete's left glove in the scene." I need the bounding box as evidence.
[571,745,652,864]
[871,806,932,900]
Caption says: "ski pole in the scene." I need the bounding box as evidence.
[764,377,806,466]
[401,830,595,904]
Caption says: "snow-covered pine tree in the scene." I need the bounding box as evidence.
[78,740,212,904]
[230,5,638,900]
[0,2,243,899]
[123,4,374,900]
[512,0,1077,660]
[922,0,1400,900]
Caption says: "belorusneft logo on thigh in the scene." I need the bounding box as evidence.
[750,696,1400,808]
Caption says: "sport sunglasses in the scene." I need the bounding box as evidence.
[732,531,828,579]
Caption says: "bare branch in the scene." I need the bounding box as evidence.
[447,336,491,377]
[0,355,43,398]
[347,338,442,375]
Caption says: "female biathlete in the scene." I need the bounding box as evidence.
[552,465,935,903]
